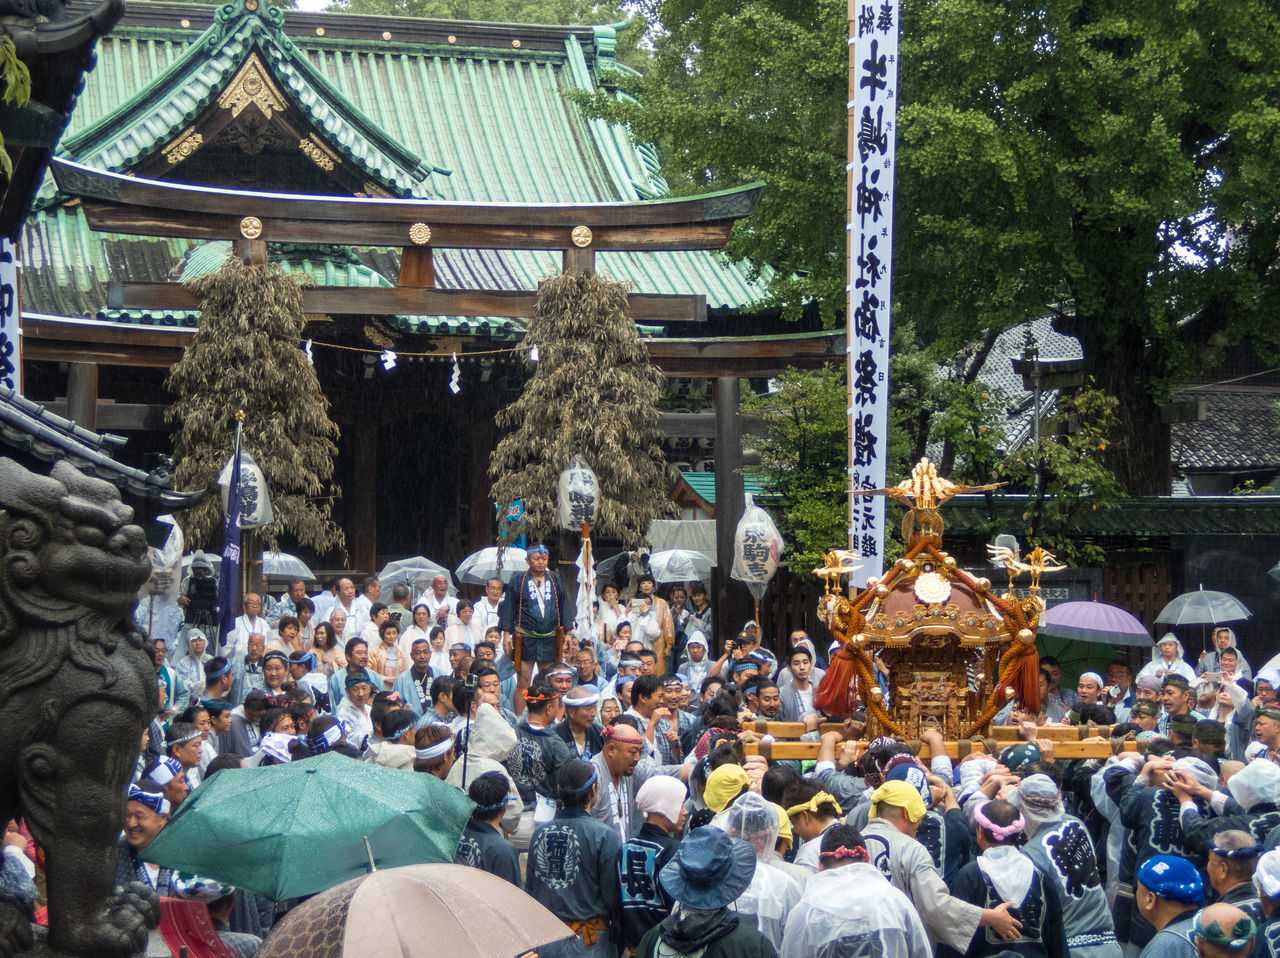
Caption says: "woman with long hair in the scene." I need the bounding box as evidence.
[311,621,345,676]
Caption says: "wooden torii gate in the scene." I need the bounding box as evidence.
[47,159,842,632]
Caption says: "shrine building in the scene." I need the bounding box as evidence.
[17,0,841,641]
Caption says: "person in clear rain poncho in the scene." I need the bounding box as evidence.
[781,822,930,958]
[712,792,802,951]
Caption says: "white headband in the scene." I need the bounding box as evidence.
[415,738,454,761]
[563,692,600,707]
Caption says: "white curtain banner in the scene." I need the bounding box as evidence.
[847,0,899,577]
[0,239,20,393]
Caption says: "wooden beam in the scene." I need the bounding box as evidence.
[658,411,764,440]
[990,724,1117,742]
[20,316,841,379]
[55,159,764,230]
[646,331,844,376]
[43,400,166,431]
[80,202,740,252]
[109,282,708,323]
[744,739,1128,761]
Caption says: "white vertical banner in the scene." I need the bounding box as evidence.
[847,0,898,577]
[0,238,20,394]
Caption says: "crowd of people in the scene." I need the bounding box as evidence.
[7,550,1280,958]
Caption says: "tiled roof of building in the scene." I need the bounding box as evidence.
[1170,389,1280,472]
[0,385,203,507]
[24,0,767,328]
[970,316,1083,452]
[58,1,443,199]
[678,470,765,506]
[943,493,1280,537]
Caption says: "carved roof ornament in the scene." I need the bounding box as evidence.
[298,134,337,171]
[217,53,287,120]
[162,127,203,165]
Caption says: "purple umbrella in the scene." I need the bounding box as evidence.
[1039,600,1152,647]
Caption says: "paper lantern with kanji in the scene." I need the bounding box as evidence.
[731,495,784,600]
[557,455,599,530]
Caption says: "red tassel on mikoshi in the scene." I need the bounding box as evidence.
[815,646,859,716]
[1003,647,1041,714]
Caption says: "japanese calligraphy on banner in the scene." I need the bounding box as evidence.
[847,0,899,577]
[0,238,20,393]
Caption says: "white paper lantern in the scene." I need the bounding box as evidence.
[731,494,784,600]
[218,446,275,530]
[557,455,599,530]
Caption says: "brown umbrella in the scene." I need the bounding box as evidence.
[258,864,572,958]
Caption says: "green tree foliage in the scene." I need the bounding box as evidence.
[165,255,345,556]
[0,36,32,179]
[573,0,846,323]
[489,271,673,545]
[580,0,1280,495]
[742,366,848,576]
[994,388,1123,565]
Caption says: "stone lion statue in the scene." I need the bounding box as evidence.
[0,458,160,956]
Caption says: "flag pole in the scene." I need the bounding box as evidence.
[216,411,245,653]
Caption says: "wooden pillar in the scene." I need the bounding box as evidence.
[351,409,377,575]
[467,407,496,551]
[235,239,268,265]
[713,376,751,652]
[399,247,434,288]
[563,247,595,275]
[67,362,98,430]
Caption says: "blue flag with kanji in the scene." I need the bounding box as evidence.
[215,426,242,652]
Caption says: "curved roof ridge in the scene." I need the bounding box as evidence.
[56,0,445,199]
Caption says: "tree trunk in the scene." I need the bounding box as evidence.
[1057,310,1171,496]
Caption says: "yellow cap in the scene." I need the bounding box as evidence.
[870,780,927,823]
[703,764,751,813]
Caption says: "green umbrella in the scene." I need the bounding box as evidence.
[143,752,472,901]
[1035,635,1117,691]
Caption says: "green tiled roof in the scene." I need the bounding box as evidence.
[679,470,766,506]
[58,0,443,199]
[22,0,767,330]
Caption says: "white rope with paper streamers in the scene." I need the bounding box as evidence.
[380,349,397,371]
[449,352,461,394]
[303,339,314,365]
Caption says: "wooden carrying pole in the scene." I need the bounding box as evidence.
[743,738,1128,762]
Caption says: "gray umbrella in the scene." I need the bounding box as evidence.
[1155,588,1251,627]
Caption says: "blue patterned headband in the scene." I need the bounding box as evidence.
[127,784,170,816]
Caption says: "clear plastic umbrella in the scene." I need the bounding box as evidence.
[1155,588,1251,627]
[455,546,528,585]
[378,557,457,596]
[260,551,316,582]
[648,548,714,584]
